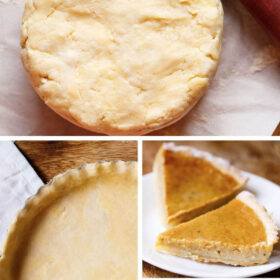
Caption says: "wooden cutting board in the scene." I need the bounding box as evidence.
[15,141,137,183]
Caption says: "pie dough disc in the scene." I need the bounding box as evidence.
[21,0,223,135]
[0,161,138,280]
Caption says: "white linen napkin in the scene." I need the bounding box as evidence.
[0,141,43,252]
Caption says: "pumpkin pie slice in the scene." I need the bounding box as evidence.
[154,143,247,226]
[156,191,278,266]
[0,161,137,280]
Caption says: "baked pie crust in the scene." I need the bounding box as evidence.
[0,161,137,280]
[21,0,223,135]
[156,191,279,266]
[154,143,247,226]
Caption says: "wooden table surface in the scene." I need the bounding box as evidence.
[143,141,280,278]
[15,141,137,183]
[273,123,280,136]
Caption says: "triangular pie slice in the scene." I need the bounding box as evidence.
[156,191,279,266]
[0,161,137,280]
[154,143,247,226]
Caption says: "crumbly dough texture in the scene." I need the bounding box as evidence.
[21,0,223,135]
[154,143,247,226]
[156,191,279,266]
[0,161,138,280]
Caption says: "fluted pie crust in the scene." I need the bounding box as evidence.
[21,0,223,135]
[156,191,278,266]
[0,161,137,280]
[154,143,247,226]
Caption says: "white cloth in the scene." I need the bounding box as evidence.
[0,141,43,251]
[0,0,279,135]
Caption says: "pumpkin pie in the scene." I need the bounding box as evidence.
[154,143,247,226]
[156,191,278,266]
[0,161,137,280]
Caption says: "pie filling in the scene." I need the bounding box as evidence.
[163,150,241,218]
[158,199,266,246]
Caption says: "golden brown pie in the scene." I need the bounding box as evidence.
[0,161,137,280]
[156,191,278,266]
[154,143,247,226]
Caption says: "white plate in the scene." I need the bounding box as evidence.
[142,171,280,278]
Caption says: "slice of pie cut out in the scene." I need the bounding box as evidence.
[154,143,248,226]
[156,191,279,266]
[0,161,138,280]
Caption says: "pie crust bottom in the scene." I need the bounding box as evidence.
[156,240,273,266]
[0,161,138,280]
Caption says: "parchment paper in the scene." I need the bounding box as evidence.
[0,0,279,136]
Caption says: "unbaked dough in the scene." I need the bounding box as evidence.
[0,161,138,280]
[21,0,223,135]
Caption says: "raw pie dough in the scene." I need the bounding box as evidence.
[21,0,223,135]
[0,161,137,280]
[156,191,279,266]
[154,143,247,226]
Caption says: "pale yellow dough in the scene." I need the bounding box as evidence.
[0,161,138,280]
[21,0,223,135]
